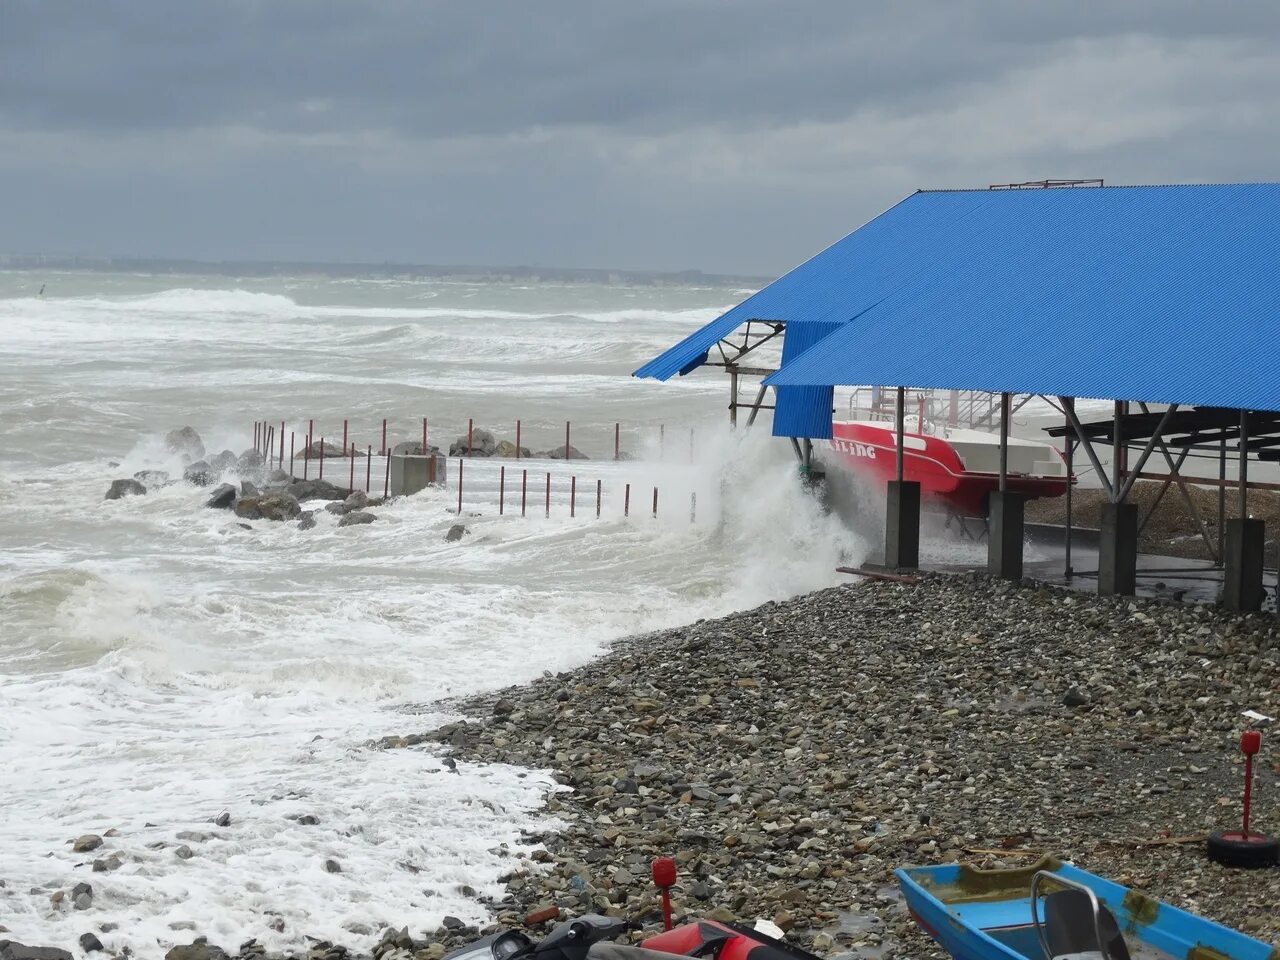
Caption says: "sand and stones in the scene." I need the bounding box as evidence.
[396,574,1279,958]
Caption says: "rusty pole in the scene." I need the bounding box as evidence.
[521,469,528,517]
[289,432,295,476]
[381,418,387,456]
[468,417,474,457]
[515,420,522,459]
[614,423,620,461]
[545,473,551,518]
[570,475,576,518]
[499,465,506,515]
[319,438,325,479]
[365,445,372,493]
[652,487,658,518]
[596,479,602,519]
[625,483,631,517]
[383,449,391,499]
[457,459,464,514]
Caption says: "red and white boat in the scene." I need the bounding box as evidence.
[828,399,1071,518]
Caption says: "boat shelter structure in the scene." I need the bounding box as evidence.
[635,181,1280,609]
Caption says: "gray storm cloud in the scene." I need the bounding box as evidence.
[3,1,1279,274]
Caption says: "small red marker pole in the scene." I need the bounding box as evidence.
[279,421,285,468]
[289,432,295,475]
[457,459,464,514]
[1242,729,1261,838]
[624,483,631,517]
[366,445,372,493]
[422,417,428,456]
[468,417,474,457]
[499,465,506,515]
[651,857,677,932]
[614,423,620,461]
[349,442,356,495]
[596,479,602,519]
[381,418,387,456]
[383,449,391,499]
[545,473,551,518]
[521,469,528,517]
[342,419,348,457]
[570,475,576,518]
[652,486,659,518]
[319,438,325,479]
[565,421,571,460]
[515,420,522,459]
[254,421,259,451]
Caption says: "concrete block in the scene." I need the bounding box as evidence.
[1223,517,1265,611]
[885,480,920,571]
[1099,501,1138,597]
[389,455,446,497]
[987,491,1025,581]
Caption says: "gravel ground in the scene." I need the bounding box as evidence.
[404,574,1280,959]
[12,575,1278,960]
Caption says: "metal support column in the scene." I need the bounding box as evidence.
[988,391,1023,581]
[885,386,920,570]
[1223,409,1264,611]
[1099,399,1137,596]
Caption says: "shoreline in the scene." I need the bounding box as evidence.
[7,573,1278,960]
[404,573,1279,958]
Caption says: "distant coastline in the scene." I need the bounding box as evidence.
[0,254,768,289]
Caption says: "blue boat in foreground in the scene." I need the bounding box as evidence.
[895,857,1277,960]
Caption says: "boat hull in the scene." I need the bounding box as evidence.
[829,421,1069,518]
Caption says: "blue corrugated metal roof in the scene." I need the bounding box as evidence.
[759,183,1280,412]
[772,321,838,439]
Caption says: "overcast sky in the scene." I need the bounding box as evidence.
[4,1,1280,275]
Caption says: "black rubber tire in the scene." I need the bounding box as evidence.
[1207,831,1280,868]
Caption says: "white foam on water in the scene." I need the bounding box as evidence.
[0,402,867,956]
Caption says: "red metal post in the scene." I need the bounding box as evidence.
[1241,730,1262,837]
[565,421,570,460]
[624,483,631,517]
[468,417,474,457]
[457,459,464,514]
[349,443,356,494]
[342,419,348,457]
[570,475,576,518]
[596,479,602,519]
[422,417,428,456]
[303,436,309,479]
[545,473,551,518]
[499,465,506,515]
[279,420,285,468]
[289,432,295,475]
[366,445,372,493]
[515,420,521,459]
[319,438,325,479]
[254,421,259,451]
[308,419,314,450]
[521,469,528,517]
[381,418,387,456]
[383,449,391,499]
[652,486,658,517]
[614,423,620,461]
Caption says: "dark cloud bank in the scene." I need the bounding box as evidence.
[3,1,1279,275]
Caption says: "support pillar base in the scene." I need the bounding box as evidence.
[885,480,920,571]
[987,491,1025,581]
[1223,517,1265,611]
[1099,502,1138,597]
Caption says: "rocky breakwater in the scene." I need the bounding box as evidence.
[382,574,1280,958]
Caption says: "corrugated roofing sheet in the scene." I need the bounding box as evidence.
[772,321,838,439]
[759,184,1280,412]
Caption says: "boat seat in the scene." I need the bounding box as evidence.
[1043,889,1132,960]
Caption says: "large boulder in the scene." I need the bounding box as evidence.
[233,498,262,520]
[344,491,369,510]
[164,427,205,463]
[236,449,265,472]
[209,450,238,473]
[285,479,348,501]
[545,444,589,460]
[493,440,533,458]
[205,483,237,509]
[133,469,171,487]
[448,428,497,458]
[445,524,468,542]
[297,440,347,460]
[257,492,301,521]
[240,481,259,499]
[105,478,146,500]
[391,441,442,457]
[0,941,74,960]
[338,511,376,527]
[183,461,214,486]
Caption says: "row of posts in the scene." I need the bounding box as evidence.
[250,419,697,523]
